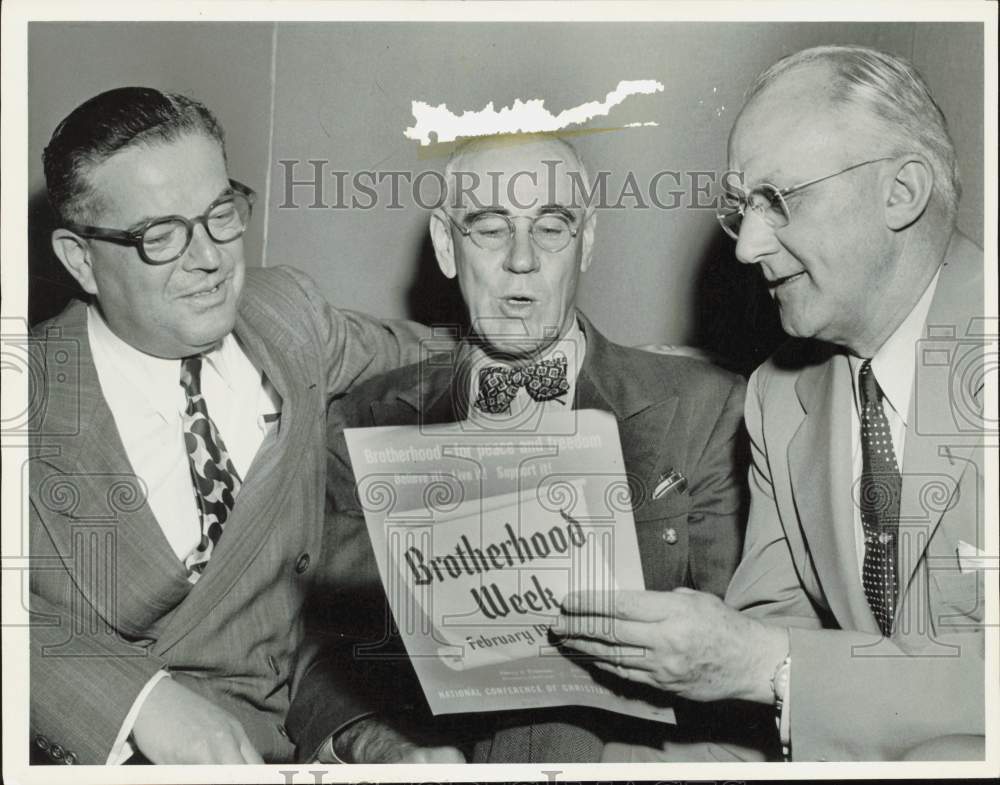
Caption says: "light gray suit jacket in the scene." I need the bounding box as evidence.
[725,233,987,760]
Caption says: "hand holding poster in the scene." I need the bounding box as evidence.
[344,409,674,723]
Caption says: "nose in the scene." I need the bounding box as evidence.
[503,219,540,274]
[181,222,223,272]
[733,209,780,266]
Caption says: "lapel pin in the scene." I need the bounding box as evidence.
[652,469,687,500]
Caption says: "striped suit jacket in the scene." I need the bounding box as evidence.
[28,266,428,764]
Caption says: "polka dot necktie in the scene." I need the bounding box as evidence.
[180,356,243,583]
[858,360,901,636]
[474,356,570,414]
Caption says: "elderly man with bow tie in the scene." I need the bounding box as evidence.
[288,134,768,764]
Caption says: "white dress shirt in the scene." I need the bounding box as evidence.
[87,305,280,762]
[88,306,280,560]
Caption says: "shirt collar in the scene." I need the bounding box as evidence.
[203,332,250,394]
[849,266,941,425]
[87,305,241,419]
[87,305,183,421]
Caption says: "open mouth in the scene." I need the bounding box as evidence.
[767,272,805,290]
[184,278,228,299]
[190,284,222,297]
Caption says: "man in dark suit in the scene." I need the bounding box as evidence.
[552,45,987,761]
[288,135,764,763]
[28,87,430,765]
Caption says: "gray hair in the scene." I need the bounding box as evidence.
[747,44,960,219]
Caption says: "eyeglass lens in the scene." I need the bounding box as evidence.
[717,185,790,239]
[142,193,252,262]
[467,213,574,252]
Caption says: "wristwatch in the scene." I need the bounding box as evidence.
[770,653,791,708]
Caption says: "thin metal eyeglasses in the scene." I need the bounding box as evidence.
[716,157,894,240]
[446,210,580,254]
[64,179,256,265]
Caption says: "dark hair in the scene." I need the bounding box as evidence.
[43,87,226,222]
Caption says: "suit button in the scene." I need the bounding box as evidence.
[295,553,311,573]
[267,654,280,675]
[34,735,50,751]
[64,751,77,765]
[661,528,678,545]
[50,743,64,760]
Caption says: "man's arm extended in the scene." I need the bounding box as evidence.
[554,365,985,760]
[272,266,436,396]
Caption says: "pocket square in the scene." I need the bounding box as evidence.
[957,540,992,574]
[262,410,281,436]
[652,469,687,500]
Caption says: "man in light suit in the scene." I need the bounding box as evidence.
[553,45,987,761]
[28,87,430,765]
[287,135,769,763]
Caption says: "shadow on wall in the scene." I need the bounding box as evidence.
[404,232,469,335]
[690,230,787,377]
[29,189,81,327]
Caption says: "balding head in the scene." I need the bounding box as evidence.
[736,44,959,222]
[442,134,591,213]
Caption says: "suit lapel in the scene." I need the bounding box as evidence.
[896,234,984,595]
[153,292,319,651]
[574,315,678,518]
[33,301,192,632]
[396,363,466,426]
[788,354,878,633]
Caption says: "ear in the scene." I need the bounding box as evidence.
[884,154,934,231]
[429,210,457,279]
[578,209,597,273]
[51,229,99,295]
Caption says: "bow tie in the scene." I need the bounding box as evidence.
[474,356,570,414]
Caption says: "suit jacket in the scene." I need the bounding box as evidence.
[28,265,428,764]
[288,313,758,762]
[725,233,987,761]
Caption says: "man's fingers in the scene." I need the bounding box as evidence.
[239,735,265,764]
[551,614,650,647]
[592,660,658,688]
[205,732,250,765]
[557,637,650,668]
[403,745,466,763]
[560,589,681,622]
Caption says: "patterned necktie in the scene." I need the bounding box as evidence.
[180,356,242,582]
[474,356,570,414]
[858,360,902,636]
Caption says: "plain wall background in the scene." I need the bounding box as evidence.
[28,21,985,370]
